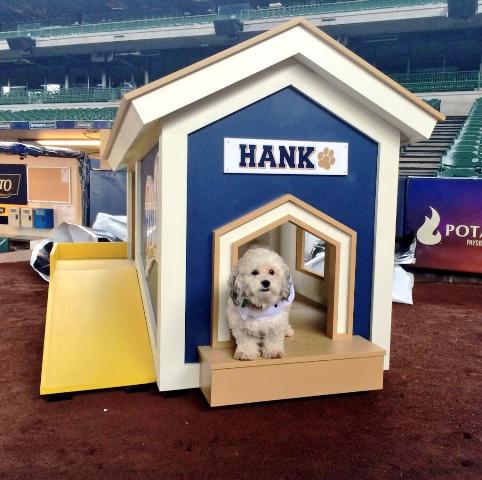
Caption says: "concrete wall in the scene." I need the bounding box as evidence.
[417,91,482,116]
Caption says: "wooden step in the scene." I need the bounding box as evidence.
[198,299,385,406]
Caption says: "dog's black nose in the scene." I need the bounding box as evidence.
[261,280,270,288]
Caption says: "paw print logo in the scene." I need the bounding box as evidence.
[317,147,336,170]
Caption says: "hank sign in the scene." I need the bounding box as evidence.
[224,137,348,175]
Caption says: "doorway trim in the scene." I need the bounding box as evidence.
[211,194,357,347]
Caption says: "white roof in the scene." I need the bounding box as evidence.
[105,18,444,170]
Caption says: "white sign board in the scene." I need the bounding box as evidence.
[224,137,348,175]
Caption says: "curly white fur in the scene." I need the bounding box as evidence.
[227,247,294,360]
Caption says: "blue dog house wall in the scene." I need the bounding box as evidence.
[105,19,442,405]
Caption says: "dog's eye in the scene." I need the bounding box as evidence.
[251,270,259,276]
[269,269,275,275]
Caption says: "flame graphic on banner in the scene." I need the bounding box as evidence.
[416,206,442,246]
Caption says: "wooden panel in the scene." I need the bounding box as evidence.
[200,290,384,406]
[199,351,384,407]
[296,227,326,280]
[199,354,212,405]
[325,242,338,339]
[28,167,71,203]
[201,298,384,369]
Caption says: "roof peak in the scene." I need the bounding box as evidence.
[120,17,442,122]
[106,18,443,166]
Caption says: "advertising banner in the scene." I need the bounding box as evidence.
[406,177,482,274]
[0,164,27,205]
[0,120,112,130]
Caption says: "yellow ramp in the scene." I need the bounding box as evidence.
[40,243,156,395]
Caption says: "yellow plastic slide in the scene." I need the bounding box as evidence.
[40,242,156,395]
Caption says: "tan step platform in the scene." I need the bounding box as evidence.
[199,299,385,406]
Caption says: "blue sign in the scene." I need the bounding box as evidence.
[0,120,112,130]
[0,164,27,204]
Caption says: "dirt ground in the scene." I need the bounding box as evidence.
[0,261,480,480]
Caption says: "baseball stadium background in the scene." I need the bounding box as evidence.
[0,0,480,272]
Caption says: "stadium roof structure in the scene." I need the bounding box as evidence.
[105,18,445,170]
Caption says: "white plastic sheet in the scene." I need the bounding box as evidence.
[92,213,128,242]
[53,222,99,243]
[30,214,128,282]
[304,253,325,275]
[392,265,414,305]
[30,238,53,282]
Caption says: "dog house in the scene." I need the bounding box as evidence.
[101,19,441,405]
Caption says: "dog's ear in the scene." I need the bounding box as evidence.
[280,270,291,302]
[229,268,243,306]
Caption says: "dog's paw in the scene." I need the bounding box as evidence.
[285,325,294,337]
[261,348,284,359]
[234,347,258,361]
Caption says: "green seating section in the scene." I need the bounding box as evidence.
[438,98,482,178]
[0,87,124,105]
[423,98,441,111]
[390,71,481,93]
[0,0,446,41]
[0,107,118,122]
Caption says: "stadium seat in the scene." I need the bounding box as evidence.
[423,99,442,111]
[437,98,482,174]
[442,152,481,169]
[437,167,480,178]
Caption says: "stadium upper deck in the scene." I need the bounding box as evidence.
[0,0,480,57]
[0,1,480,176]
[0,1,479,99]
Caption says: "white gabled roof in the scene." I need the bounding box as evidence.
[105,18,444,170]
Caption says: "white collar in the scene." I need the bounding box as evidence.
[236,281,295,321]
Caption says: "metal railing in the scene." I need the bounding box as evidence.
[0,14,217,40]
[389,71,481,93]
[0,70,479,108]
[0,0,447,41]
[0,87,125,105]
[239,0,443,20]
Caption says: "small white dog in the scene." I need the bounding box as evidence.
[227,247,295,360]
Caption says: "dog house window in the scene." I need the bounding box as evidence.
[296,229,325,278]
[138,148,159,330]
